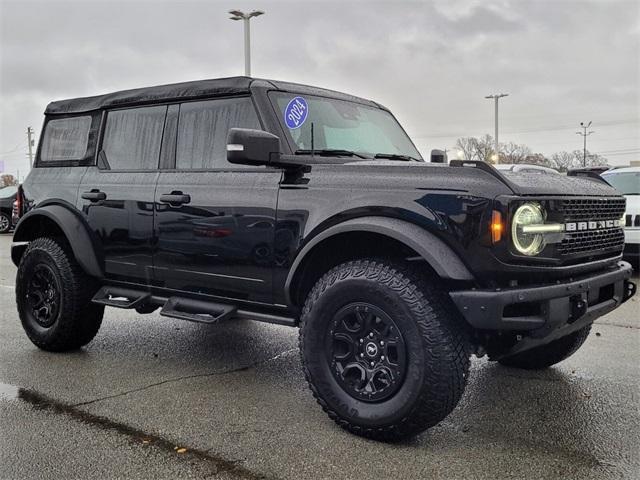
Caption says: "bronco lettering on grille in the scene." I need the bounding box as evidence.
[565,219,619,231]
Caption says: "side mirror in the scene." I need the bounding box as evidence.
[227,128,281,166]
[430,149,448,163]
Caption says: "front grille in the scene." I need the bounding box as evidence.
[556,198,626,222]
[557,227,625,256]
[547,197,626,258]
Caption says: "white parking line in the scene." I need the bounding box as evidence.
[0,285,14,289]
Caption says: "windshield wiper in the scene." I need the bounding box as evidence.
[374,153,421,162]
[295,149,369,159]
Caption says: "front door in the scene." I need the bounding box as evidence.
[152,96,281,304]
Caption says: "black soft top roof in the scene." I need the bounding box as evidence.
[45,77,379,115]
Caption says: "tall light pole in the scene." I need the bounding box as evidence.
[576,121,594,167]
[26,126,35,169]
[229,9,264,76]
[485,93,509,163]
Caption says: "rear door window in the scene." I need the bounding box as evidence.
[175,97,261,169]
[101,106,167,170]
[40,116,92,162]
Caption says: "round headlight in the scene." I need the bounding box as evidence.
[512,203,545,256]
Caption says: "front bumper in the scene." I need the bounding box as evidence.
[450,261,635,336]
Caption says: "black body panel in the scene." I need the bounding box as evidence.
[77,168,158,283]
[154,169,281,304]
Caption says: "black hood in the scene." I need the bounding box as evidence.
[336,160,622,198]
[498,170,620,196]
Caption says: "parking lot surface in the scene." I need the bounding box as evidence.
[0,233,638,479]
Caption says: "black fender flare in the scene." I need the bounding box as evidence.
[284,216,474,304]
[12,205,103,278]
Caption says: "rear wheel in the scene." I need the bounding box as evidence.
[299,259,470,441]
[498,326,591,370]
[16,237,104,352]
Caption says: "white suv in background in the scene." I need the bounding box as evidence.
[602,166,640,268]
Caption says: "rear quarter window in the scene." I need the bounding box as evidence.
[40,116,92,162]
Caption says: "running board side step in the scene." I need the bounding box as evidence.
[91,287,290,325]
[160,297,237,324]
[92,286,151,309]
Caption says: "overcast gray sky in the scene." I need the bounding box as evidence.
[1,0,638,178]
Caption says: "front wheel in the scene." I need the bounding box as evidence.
[299,259,471,441]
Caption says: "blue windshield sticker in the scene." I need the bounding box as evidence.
[284,97,308,129]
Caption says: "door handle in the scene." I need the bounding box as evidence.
[160,192,191,206]
[82,190,107,202]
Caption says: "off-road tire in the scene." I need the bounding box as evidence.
[498,326,591,370]
[0,212,11,234]
[299,258,471,441]
[16,237,104,352]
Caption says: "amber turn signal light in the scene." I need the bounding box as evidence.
[490,210,503,243]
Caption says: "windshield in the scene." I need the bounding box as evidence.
[0,185,17,198]
[271,93,422,160]
[602,171,640,195]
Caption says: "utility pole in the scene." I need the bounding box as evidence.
[576,121,594,167]
[26,126,35,168]
[485,93,509,163]
[229,9,265,76]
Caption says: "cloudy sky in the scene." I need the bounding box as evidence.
[1,0,638,178]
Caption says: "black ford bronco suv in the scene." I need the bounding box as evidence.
[12,77,636,441]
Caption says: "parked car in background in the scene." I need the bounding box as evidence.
[568,166,612,176]
[602,166,640,269]
[495,163,560,175]
[0,185,18,233]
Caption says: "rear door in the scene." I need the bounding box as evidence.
[78,105,167,283]
[153,96,282,304]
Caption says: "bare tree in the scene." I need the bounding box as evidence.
[0,174,17,187]
[585,152,609,167]
[453,136,608,171]
[454,137,479,161]
[550,151,576,172]
[550,150,609,171]
[472,134,495,163]
[501,142,532,164]
[454,135,495,162]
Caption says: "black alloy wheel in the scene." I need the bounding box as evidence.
[25,264,61,328]
[327,303,406,403]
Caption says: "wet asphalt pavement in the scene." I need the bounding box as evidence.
[0,233,638,479]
